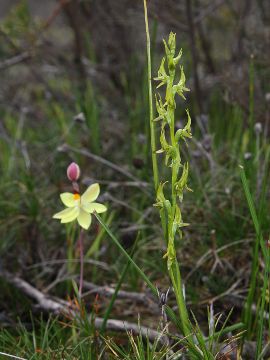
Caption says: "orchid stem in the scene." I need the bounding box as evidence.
[78,229,84,298]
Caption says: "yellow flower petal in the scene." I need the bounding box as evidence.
[82,202,107,214]
[53,207,75,219]
[77,209,92,229]
[60,207,79,223]
[81,183,100,204]
[60,193,75,207]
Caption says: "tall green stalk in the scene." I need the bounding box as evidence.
[143,0,159,192]
[152,32,193,341]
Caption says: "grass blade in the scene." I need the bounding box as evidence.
[100,232,140,333]
[239,165,268,345]
[95,213,157,296]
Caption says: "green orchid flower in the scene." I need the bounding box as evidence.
[53,183,107,230]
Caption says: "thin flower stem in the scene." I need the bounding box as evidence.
[143,0,159,192]
[78,229,84,297]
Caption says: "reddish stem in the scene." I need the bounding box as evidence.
[72,181,80,193]
[78,229,84,297]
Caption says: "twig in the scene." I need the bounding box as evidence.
[198,279,242,305]
[95,318,166,344]
[0,352,26,360]
[105,193,143,215]
[84,179,149,189]
[82,280,152,304]
[26,258,110,271]
[191,137,216,172]
[0,0,70,72]
[0,271,67,313]
[43,0,71,31]
[185,238,252,281]
[0,52,30,71]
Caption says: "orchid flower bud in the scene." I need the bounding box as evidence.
[67,162,80,182]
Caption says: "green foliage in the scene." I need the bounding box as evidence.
[105,329,176,359]
[1,0,31,45]
[0,316,101,359]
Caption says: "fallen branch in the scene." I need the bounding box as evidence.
[1,270,67,313]
[0,51,30,70]
[0,271,167,345]
[82,280,152,304]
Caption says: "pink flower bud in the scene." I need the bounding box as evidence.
[67,162,80,181]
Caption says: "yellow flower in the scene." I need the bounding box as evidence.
[53,183,107,230]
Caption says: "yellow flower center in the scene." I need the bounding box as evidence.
[73,193,80,201]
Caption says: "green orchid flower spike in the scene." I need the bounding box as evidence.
[53,183,107,230]
[151,32,194,341]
